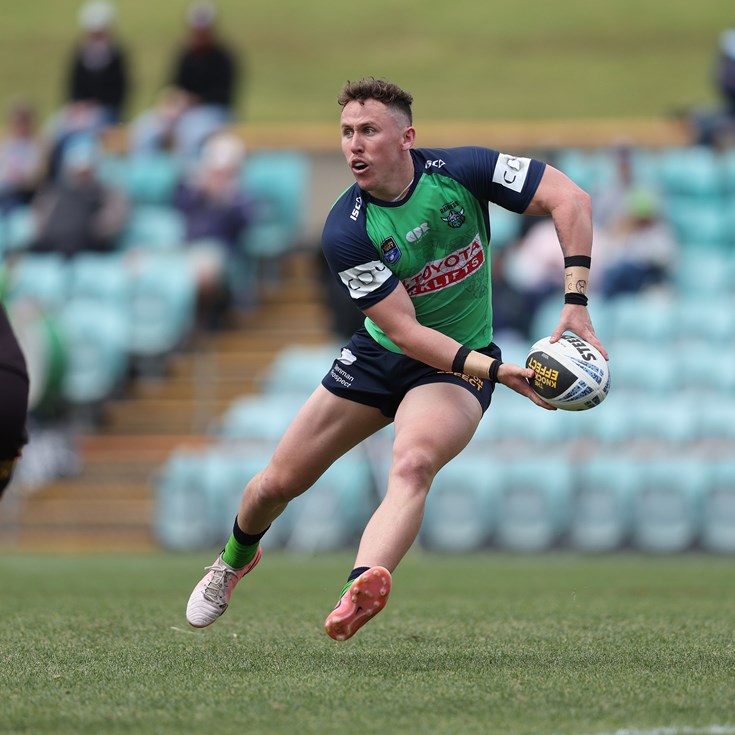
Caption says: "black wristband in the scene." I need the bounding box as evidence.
[565,292,589,306]
[452,346,471,374]
[487,359,503,382]
[564,255,591,268]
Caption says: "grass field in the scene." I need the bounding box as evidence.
[0,0,733,124]
[2,551,734,735]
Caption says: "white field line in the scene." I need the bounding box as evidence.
[570,727,735,735]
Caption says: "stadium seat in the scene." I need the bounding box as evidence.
[259,342,340,397]
[489,204,522,249]
[213,394,303,440]
[630,459,706,553]
[605,294,677,342]
[677,296,735,345]
[278,450,376,552]
[0,205,36,254]
[494,460,573,551]
[700,461,735,554]
[68,252,132,308]
[127,252,197,358]
[58,299,130,405]
[608,340,679,395]
[673,248,735,297]
[119,204,186,251]
[240,151,311,259]
[664,197,731,249]
[6,253,70,310]
[657,146,723,198]
[153,450,216,549]
[99,151,182,205]
[420,456,499,552]
[569,458,639,551]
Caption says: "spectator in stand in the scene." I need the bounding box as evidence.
[172,132,255,327]
[129,3,239,158]
[46,1,131,180]
[597,187,678,299]
[0,102,45,213]
[29,137,129,258]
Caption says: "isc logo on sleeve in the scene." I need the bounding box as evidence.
[492,153,531,193]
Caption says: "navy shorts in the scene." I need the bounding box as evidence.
[321,327,502,419]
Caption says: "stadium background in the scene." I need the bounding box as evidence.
[1,0,734,555]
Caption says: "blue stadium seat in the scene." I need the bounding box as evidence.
[68,252,132,308]
[240,151,310,259]
[127,252,197,357]
[99,151,182,205]
[494,460,573,551]
[677,296,735,345]
[58,299,130,405]
[0,205,36,254]
[605,294,677,342]
[153,450,216,549]
[630,459,706,553]
[570,458,639,551]
[6,253,70,310]
[119,204,186,251]
[213,394,303,440]
[673,248,735,297]
[664,197,731,249]
[609,340,679,395]
[420,456,498,552]
[489,204,522,249]
[259,342,340,397]
[700,461,735,554]
[277,451,376,552]
[696,397,735,443]
[657,146,723,198]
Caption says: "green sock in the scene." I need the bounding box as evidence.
[222,534,260,569]
[340,566,371,597]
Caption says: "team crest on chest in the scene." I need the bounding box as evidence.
[440,200,465,229]
[381,236,402,264]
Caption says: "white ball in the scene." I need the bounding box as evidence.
[525,333,610,411]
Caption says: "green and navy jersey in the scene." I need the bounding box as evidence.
[321,146,546,353]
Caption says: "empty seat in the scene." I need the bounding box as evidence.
[127,252,196,357]
[657,146,723,198]
[153,450,215,549]
[630,460,706,553]
[6,253,69,310]
[68,252,132,307]
[420,456,498,552]
[213,394,303,440]
[260,342,340,397]
[570,458,639,551]
[240,151,310,259]
[120,204,185,251]
[58,299,130,405]
[495,460,573,551]
[99,151,182,205]
[700,461,735,554]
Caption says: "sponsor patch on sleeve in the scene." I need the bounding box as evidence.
[338,260,392,299]
[492,153,531,193]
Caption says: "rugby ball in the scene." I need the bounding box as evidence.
[525,334,610,411]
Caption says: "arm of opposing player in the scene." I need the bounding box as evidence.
[363,285,555,410]
[524,165,609,360]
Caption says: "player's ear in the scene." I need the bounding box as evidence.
[401,126,416,150]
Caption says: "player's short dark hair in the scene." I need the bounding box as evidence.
[338,78,413,125]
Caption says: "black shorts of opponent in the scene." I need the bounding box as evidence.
[321,327,502,419]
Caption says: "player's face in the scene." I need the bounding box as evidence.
[340,99,414,200]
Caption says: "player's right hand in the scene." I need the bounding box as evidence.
[497,363,557,410]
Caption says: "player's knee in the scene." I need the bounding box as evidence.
[390,448,437,496]
[253,466,309,505]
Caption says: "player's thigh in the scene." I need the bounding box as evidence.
[391,382,483,477]
[267,385,390,490]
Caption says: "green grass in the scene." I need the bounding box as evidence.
[0,0,733,124]
[1,552,734,735]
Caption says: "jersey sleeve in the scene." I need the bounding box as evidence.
[420,146,546,214]
[321,189,401,310]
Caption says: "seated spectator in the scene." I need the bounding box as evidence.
[46,1,130,180]
[172,132,255,327]
[128,3,239,159]
[597,187,678,299]
[0,102,45,213]
[29,137,129,258]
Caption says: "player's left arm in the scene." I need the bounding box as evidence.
[524,165,609,360]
